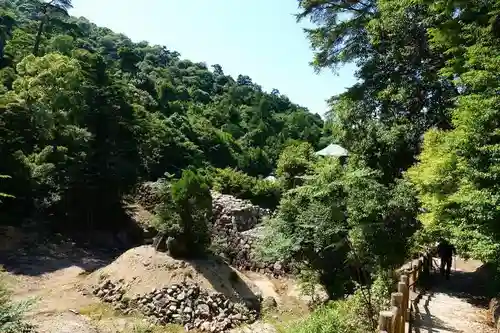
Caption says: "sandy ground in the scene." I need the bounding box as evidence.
[2,223,496,333]
[0,231,306,333]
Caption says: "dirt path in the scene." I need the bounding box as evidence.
[412,257,495,333]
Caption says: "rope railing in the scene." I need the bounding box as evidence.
[378,247,435,333]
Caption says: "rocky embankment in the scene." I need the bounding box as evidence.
[210,192,288,276]
[92,278,258,332]
[134,182,289,276]
[134,181,165,211]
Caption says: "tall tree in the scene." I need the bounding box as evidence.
[408,0,500,263]
[298,0,456,182]
[0,10,15,64]
[33,0,72,56]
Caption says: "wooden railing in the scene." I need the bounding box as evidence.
[378,248,434,333]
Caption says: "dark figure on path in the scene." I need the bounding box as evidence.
[437,238,456,280]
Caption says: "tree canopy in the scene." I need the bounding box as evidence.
[2,2,500,328]
[0,0,326,229]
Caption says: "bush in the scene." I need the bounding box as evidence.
[0,278,34,333]
[276,141,316,190]
[250,178,281,210]
[288,298,364,333]
[212,168,281,210]
[289,271,392,333]
[155,170,212,257]
[212,168,256,199]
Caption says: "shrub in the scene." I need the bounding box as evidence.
[289,271,392,333]
[288,298,364,333]
[155,170,212,257]
[0,277,34,333]
[276,141,316,190]
[212,168,281,210]
[212,167,256,199]
[251,178,281,210]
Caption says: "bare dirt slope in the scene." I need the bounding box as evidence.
[0,229,307,333]
[81,245,262,305]
[412,257,496,333]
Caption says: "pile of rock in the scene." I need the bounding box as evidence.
[92,279,258,332]
[212,192,271,232]
[134,181,165,211]
[132,186,288,277]
[210,193,287,277]
[213,228,287,276]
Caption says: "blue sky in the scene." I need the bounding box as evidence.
[70,0,357,116]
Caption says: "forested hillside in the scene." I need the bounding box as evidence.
[3,0,500,331]
[0,0,325,229]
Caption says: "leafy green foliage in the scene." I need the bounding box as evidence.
[0,0,324,230]
[212,167,281,209]
[155,170,212,257]
[0,277,34,333]
[288,300,365,333]
[276,141,316,190]
[298,0,455,184]
[407,0,500,264]
[258,158,418,296]
[212,168,256,199]
[288,271,392,333]
[250,177,281,210]
[33,0,73,56]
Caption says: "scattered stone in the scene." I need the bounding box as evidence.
[90,279,258,332]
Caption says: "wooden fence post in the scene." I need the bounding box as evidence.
[379,310,394,333]
[398,280,408,332]
[391,292,403,333]
[380,247,436,333]
[400,275,409,322]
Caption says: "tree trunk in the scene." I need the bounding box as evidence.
[33,17,46,56]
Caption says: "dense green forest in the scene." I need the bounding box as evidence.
[2,0,500,331]
[0,0,325,229]
[285,0,500,331]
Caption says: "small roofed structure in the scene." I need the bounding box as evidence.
[315,144,349,157]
